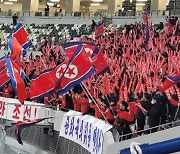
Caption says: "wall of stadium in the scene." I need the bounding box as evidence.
[1,97,180,154]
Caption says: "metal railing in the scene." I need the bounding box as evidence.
[0,10,179,18]
[0,124,6,154]
[113,119,180,142]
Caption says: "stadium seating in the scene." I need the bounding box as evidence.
[0,23,93,50]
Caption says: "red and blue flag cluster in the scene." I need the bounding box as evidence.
[30,42,109,100]
[5,57,26,103]
[4,23,32,103]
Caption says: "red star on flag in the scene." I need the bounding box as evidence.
[58,67,65,74]
[66,67,75,77]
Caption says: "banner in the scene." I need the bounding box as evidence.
[60,110,112,154]
[0,97,44,122]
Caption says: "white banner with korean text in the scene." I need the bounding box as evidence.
[0,97,45,122]
[60,110,112,154]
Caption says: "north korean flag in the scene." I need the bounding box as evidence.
[61,42,98,59]
[30,43,83,100]
[0,67,10,89]
[0,56,7,71]
[159,73,180,92]
[0,57,19,89]
[8,36,26,58]
[55,43,95,95]
[15,117,51,145]
[13,23,32,49]
[30,43,95,100]
[5,57,26,103]
[0,56,17,71]
[29,67,56,100]
[95,19,105,38]
[142,12,148,25]
[92,51,109,75]
[61,42,108,75]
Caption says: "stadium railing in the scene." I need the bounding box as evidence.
[113,119,180,142]
[0,124,6,154]
[0,10,179,18]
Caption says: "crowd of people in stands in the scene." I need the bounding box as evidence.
[1,16,180,139]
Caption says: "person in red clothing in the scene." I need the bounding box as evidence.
[90,98,106,119]
[79,94,90,114]
[127,102,138,124]
[3,84,13,98]
[59,95,67,111]
[72,92,81,112]
[113,101,132,139]
[105,106,115,125]
[25,86,30,101]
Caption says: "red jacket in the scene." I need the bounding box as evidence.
[114,110,129,125]
[127,102,138,122]
[61,95,66,108]
[72,96,81,111]
[3,86,13,98]
[105,107,115,120]
[79,98,90,113]
[90,103,106,119]
[117,110,129,120]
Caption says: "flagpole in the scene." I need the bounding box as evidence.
[81,82,108,123]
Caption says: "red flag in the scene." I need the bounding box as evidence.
[92,51,109,75]
[142,13,148,24]
[159,73,180,92]
[13,23,32,49]
[62,42,108,75]
[29,67,57,100]
[8,36,26,58]
[0,67,10,89]
[56,44,95,95]
[95,19,105,38]
[15,117,51,145]
[5,57,26,103]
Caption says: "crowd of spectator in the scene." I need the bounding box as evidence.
[1,16,180,140]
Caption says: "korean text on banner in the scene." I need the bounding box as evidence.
[60,110,112,154]
[0,97,44,122]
